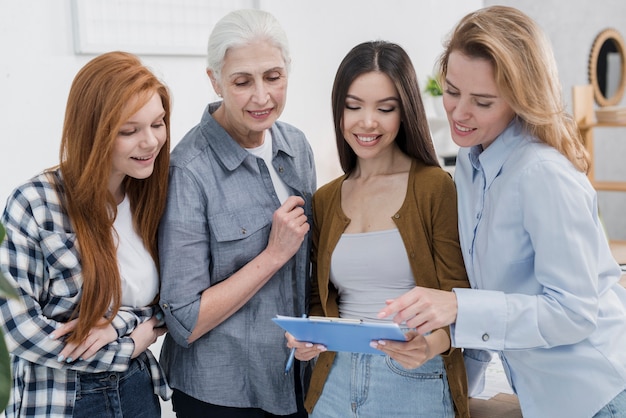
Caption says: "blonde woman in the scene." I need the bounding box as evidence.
[380,6,626,418]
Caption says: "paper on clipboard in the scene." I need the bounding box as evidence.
[272,315,407,355]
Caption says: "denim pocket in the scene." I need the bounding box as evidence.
[385,355,445,379]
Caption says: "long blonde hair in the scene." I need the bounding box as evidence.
[438,6,589,172]
[58,51,171,344]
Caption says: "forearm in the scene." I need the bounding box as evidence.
[188,248,285,343]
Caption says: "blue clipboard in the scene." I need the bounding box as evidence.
[272,315,407,355]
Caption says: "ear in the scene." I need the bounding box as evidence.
[207,69,222,97]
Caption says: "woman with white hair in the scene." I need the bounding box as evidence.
[158,9,315,418]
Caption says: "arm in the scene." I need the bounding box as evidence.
[0,202,135,373]
[159,167,309,346]
[188,195,308,343]
[381,161,613,350]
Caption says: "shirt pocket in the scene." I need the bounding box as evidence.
[209,206,271,280]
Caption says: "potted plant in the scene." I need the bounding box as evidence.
[424,75,443,97]
[0,223,19,412]
[424,75,446,119]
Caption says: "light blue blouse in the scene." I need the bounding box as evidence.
[451,118,626,418]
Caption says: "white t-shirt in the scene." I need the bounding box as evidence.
[246,130,290,204]
[113,196,159,307]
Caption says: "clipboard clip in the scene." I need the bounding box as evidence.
[308,316,363,324]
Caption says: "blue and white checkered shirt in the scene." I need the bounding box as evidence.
[0,169,171,417]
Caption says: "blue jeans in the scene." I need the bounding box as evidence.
[593,389,626,417]
[73,357,161,418]
[310,352,454,418]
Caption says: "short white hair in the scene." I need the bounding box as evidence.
[207,9,291,81]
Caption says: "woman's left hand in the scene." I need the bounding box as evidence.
[370,330,431,369]
[51,318,118,363]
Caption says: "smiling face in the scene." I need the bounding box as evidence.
[341,71,402,161]
[209,40,288,147]
[443,51,516,149]
[109,91,167,201]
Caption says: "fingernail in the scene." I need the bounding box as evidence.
[156,312,163,321]
[369,341,378,349]
[305,343,313,348]
[65,357,73,363]
[57,355,65,362]
[318,345,327,352]
[48,334,55,339]
[377,340,386,346]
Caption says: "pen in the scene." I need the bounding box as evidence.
[284,314,307,375]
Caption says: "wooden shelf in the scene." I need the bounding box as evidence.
[573,85,626,193]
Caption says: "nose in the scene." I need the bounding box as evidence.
[252,81,270,103]
[450,96,470,120]
[361,109,378,129]
[141,129,160,148]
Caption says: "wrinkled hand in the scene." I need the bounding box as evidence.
[377,286,458,335]
[266,196,309,265]
[285,332,326,361]
[370,331,431,369]
[52,318,117,363]
[130,316,167,358]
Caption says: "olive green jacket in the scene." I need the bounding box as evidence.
[304,160,470,418]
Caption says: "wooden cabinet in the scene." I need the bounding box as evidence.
[573,84,626,263]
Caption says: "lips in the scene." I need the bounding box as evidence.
[454,122,474,133]
[356,134,379,143]
[249,109,272,118]
[131,153,155,161]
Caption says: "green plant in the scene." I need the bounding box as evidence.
[424,75,443,97]
[0,223,18,412]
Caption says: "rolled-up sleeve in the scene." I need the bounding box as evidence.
[158,166,208,347]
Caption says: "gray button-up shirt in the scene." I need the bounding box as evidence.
[158,102,316,415]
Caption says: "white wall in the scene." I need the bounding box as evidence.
[0,0,479,204]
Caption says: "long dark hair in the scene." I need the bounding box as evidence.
[331,41,439,174]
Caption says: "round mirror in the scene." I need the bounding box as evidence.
[589,28,626,107]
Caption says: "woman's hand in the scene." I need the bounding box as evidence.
[129,316,167,358]
[285,331,326,361]
[51,318,118,363]
[370,330,432,369]
[265,196,310,265]
[377,286,458,335]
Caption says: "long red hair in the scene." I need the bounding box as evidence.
[58,51,171,344]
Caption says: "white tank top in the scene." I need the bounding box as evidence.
[330,228,415,322]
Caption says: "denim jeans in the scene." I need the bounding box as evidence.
[593,389,626,418]
[73,357,161,418]
[310,352,454,418]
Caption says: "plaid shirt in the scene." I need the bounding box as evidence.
[0,169,171,417]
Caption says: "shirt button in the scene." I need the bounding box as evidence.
[162,303,168,309]
[279,166,284,173]
[482,333,490,342]
[393,213,400,219]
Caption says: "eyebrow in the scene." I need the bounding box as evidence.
[229,67,286,77]
[346,94,400,103]
[123,111,166,125]
[445,79,498,99]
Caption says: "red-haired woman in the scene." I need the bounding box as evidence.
[0,51,172,418]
